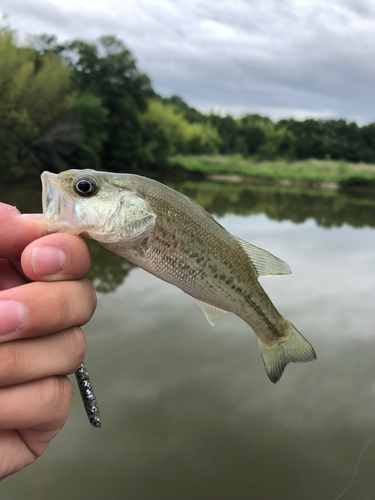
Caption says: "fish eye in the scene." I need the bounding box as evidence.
[73,176,99,197]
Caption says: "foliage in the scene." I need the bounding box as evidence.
[0,26,74,177]
[1,22,375,181]
[62,36,153,170]
[139,100,220,164]
[34,95,109,170]
[68,95,109,168]
[236,114,292,159]
[160,97,375,167]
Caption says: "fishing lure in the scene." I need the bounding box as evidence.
[74,362,101,428]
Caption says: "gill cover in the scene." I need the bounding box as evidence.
[95,189,156,245]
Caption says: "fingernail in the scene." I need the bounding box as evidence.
[31,246,67,276]
[21,213,42,219]
[0,300,27,335]
[6,205,21,217]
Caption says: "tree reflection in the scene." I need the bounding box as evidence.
[86,240,135,293]
[170,180,375,229]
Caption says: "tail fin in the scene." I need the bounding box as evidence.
[259,321,316,383]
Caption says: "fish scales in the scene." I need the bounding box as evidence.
[108,176,283,342]
[41,169,316,384]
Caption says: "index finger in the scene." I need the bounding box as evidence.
[0,203,43,259]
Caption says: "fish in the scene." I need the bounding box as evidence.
[41,169,316,383]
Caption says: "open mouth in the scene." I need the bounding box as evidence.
[41,171,60,220]
[41,171,80,235]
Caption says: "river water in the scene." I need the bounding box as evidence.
[2,179,375,500]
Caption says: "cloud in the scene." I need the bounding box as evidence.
[2,0,375,123]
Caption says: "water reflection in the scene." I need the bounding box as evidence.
[170,180,375,228]
[86,240,134,293]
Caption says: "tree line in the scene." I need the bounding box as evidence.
[1,25,375,180]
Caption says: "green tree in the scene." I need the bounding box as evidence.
[361,122,375,163]
[34,95,109,170]
[162,95,208,124]
[68,95,109,167]
[139,100,220,159]
[0,27,75,177]
[238,114,291,159]
[208,114,239,154]
[278,118,371,162]
[62,36,153,170]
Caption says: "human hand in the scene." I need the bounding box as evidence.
[0,203,97,479]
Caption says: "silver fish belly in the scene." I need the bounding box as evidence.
[42,169,316,384]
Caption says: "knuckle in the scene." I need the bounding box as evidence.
[70,327,86,370]
[32,280,97,336]
[40,376,73,415]
[81,278,98,321]
[84,278,97,309]
[0,343,24,381]
[53,283,74,321]
[56,279,97,325]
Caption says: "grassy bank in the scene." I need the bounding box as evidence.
[170,155,375,189]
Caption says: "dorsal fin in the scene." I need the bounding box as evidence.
[233,236,291,277]
[196,299,227,326]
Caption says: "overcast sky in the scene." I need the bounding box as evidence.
[2,0,375,123]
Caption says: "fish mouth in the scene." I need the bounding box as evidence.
[42,171,60,220]
[41,171,76,235]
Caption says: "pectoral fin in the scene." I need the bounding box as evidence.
[233,236,291,277]
[196,300,227,326]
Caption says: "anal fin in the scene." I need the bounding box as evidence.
[196,299,227,326]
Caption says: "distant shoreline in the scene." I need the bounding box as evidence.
[207,174,339,190]
[205,174,375,193]
[169,155,375,193]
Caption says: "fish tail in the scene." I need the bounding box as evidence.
[259,320,316,383]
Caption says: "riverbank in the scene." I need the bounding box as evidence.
[170,155,375,190]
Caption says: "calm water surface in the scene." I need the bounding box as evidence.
[2,180,375,500]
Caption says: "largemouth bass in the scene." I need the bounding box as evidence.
[42,169,316,383]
